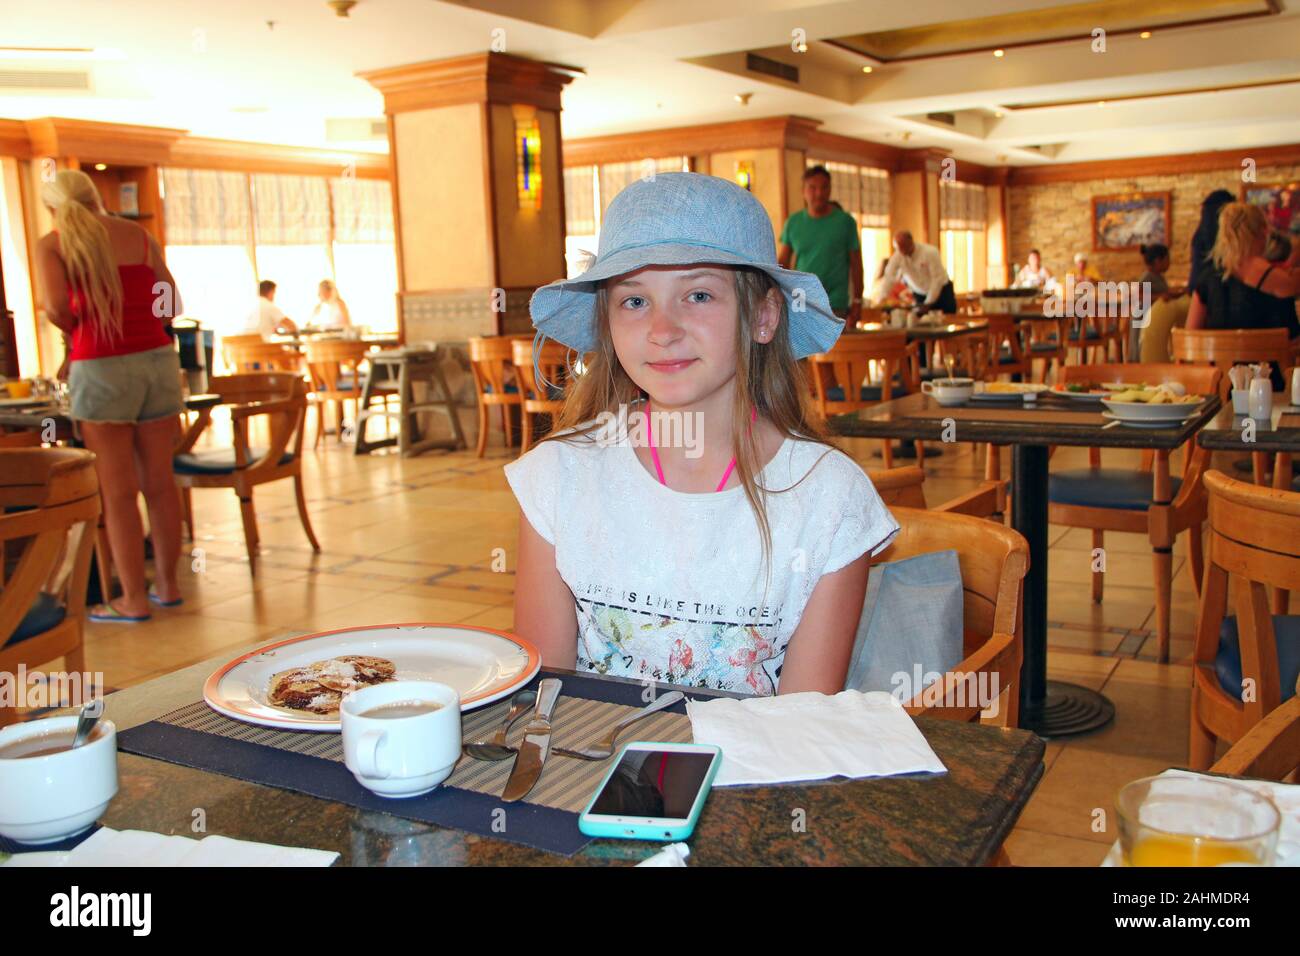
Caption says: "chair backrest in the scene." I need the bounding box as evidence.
[0,448,100,648]
[220,333,264,370]
[510,338,570,403]
[807,330,913,414]
[1171,328,1291,397]
[304,340,368,393]
[1059,361,1221,399]
[469,335,531,396]
[226,341,302,374]
[869,465,929,509]
[208,372,303,406]
[1210,695,1300,781]
[874,506,1028,722]
[1196,469,1300,724]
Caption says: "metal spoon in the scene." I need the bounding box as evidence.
[463,689,537,761]
[71,698,102,749]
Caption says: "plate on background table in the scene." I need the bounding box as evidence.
[0,396,52,409]
[1101,397,1205,423]
[970,382,1050,402]
[203,623,541,732]
[1100,411,1196,429]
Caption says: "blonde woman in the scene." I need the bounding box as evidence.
[311,279,351,330]
[1187,202,1300,333]
[34,170,185,622]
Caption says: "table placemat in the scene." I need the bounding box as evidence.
[115,672,696,857]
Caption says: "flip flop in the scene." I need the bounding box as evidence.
[148,589,183,608]
[88,604,151,624]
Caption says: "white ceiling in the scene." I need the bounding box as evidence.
[1,0,1298,166]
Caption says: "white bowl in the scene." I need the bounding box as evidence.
[0,716,118,845]
[1101,398,1202,421]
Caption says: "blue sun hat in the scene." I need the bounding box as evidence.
[530,172,843,359]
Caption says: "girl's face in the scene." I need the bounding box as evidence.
[607,264,777,409]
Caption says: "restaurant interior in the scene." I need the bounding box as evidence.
[1,0,1299,873]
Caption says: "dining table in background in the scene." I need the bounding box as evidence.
[830,390,1223,739]
[0,393,222,443]
[59,653,1046,867]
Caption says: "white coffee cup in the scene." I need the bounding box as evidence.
[341,681,460,799]
[921,377,975,406]
[0,715,118,845]
[1249,378,1273,421]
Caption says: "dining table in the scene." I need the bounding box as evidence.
[0,393,222,442]
[830,389,1223,739]
[22,648,1047,867]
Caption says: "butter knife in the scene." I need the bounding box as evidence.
[501,677,562,802]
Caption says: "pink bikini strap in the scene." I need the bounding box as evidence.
[645,401,756,492]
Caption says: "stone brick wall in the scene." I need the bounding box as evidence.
[1008,163,1300,285]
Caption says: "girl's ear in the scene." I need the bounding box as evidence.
[752,286,782,344]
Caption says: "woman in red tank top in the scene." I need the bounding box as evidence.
[34,169,185,623]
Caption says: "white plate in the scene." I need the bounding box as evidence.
[1051,388,1110,402]
[1101,398,1204,421]
[0,396,50,409]
[1100,411,1195,429]
[203,623,542,732]
[971,383,1050,402]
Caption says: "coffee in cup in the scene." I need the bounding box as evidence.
[342,681,460,799]
[921,377,975,407]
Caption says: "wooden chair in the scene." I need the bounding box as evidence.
[0,431,41,448]
[874,506,1028,727]
[173,373,319,568]
[510,338,571,455]
[225,340,302,375]
[1210,695,1300,781]
[1171,327,1292,401]
[304,340,393,449]
[1048,362,1222,663]
[926,330,990,383]
[807,330,921,468]
[1021,316,1068,383]
[870,464,1007,518]
[982,313,1031,382]
[468,335,529,458]
[0,448,100,728]
[1190,470,1300,770]
[219,333,264,372]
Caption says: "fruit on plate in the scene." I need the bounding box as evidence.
[1107,385,1200,404]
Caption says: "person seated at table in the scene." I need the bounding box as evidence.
[1138,243,1171,300]
[1013,249,1053,290]
[33,169,186,622]
[878,231,957,314]
[1063,252,1102,286]
[508,172,899,697]
[311,279,352,331]
[244,280,297,341]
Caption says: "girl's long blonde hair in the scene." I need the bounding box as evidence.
[41,169,123,342]
[542,266,836,588]
[1212,201,1267,277]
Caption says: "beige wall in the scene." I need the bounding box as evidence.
[891,171,927,243]
[783,148,805,226]
[491,104,565,289]
[1008,163,1300,284]
[709,149,783,239]
[394,104,490,291]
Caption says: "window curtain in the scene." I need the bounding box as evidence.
[330,177,393,243]
[160,168,251,245]
[251,173,330,245]
[807,159,890,228]
[564,166,596,236]
[940,180,988,231]
[598,157,689,219]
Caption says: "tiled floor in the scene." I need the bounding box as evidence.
[48,415,1241,865]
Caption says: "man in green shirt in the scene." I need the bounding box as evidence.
[778,166,863,322]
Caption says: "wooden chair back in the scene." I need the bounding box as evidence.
[807,330,916,418]
[304,339,368,395]
[510,338,570,408]
[226,341,302,374]
[1191,469,1300,768]
[220,333,264,371]
[0,448,100,726]
[468,336,528,402]
[1171,328,1291,398]
[1020,316,1068,381]
[873,506,1028,725]
[982,313,1029,380]
[870,464,1006,517]
[930,330,990,382]
[1211,695,1300,781]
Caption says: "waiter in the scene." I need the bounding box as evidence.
[879,231,957,314]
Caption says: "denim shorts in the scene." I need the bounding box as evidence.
[68,345,184,424]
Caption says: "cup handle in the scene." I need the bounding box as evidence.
[356,729,389,779]
[921,381,934,394]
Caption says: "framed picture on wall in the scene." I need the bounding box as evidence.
[1091,192,1171,252]
[1241,182,1300,234]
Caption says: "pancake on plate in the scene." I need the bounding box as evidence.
[267,655,397,715]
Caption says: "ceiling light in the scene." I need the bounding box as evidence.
[1139,31,1152,39]
[328,0,358,16]
[993,49,1005,58]
[862,66,873,74]
[735,92,753,106]
[994,111,1004,118]
[1097,100,1106,107]
[93,163,107,171]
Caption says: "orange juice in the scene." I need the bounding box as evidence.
[1126,834,1261,867]
[3,380,32,398]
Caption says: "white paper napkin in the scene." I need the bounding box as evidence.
[1,827,338,867]
[635,843,691,867]
[687,690,947,787]
[1101,769,1300,866]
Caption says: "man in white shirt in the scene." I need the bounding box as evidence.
[878,231,957,314]
[245,280,297,341]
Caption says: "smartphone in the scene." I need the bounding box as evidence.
[578,741,722,842]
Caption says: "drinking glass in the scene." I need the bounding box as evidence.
[1117,775,1280,866]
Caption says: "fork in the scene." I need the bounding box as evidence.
[463,689,537,761]
[553,691,686,761]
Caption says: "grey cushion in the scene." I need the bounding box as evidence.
[843,550,965,699]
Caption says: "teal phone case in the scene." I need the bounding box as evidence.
[577,742,721,841]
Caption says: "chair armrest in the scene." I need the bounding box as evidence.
[902,631,1019,718]
[230,397,300,422]
[934,480,1007,518]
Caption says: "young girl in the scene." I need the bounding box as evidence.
[506,173,898,696]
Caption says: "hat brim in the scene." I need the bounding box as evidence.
[530,242,844,360]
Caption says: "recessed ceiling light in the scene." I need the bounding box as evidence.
[862,66,873,74]
[93,163,107,171]
[1097,100,1107,107]
[993,49,1005,58]
[734,92,753,106]
[1140,31,1152,39]
[994,111,1004,118]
